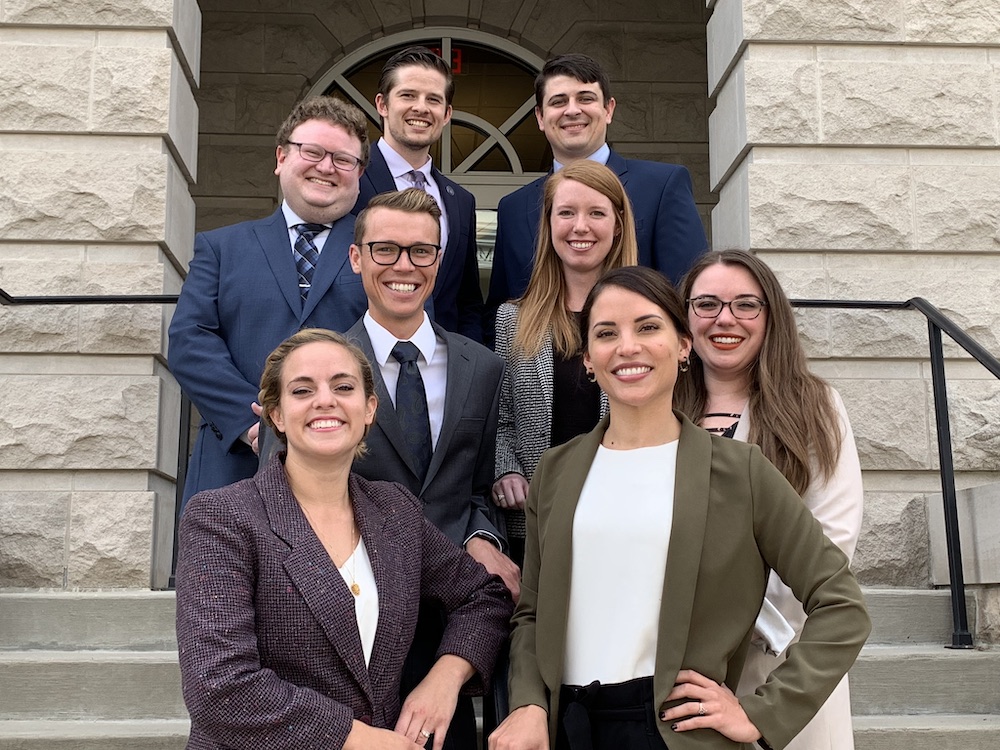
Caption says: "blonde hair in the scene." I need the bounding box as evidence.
[514,161,639,358]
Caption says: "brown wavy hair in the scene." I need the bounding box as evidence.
[513,160,639,359]
[259,329,377,458]
[674,250,840,494]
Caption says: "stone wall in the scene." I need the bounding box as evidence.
[707,0,1000,624]
[0,0,201,588]
[194,0,715,232]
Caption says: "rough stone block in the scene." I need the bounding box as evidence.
[67,491,154,587]
[0,45,92,132]
[195,75,238,133]
[651,89,709,143]
[0,306,80,353]
[904,0,1000,44]
[744,59,820,143]
[0,490,69,587]
[234,78,305,136]
[821,62,995,147]
[747,163,913,250]
[551,25,626,79]
[193,143,279,199]
[91,48,173,132]
[0,0,173,25]
[0,376,160,470]
[976,586,1000,643]
[742,0,903,42]
[262,20,330,76]
[200,20,266,74]
[836,379,932,471]
[0,151,168,242]
[80,305,163,353]
[622,25,708,83]
[948,381,1000,472]
[913,166,1000,252]
[853,491,930,587]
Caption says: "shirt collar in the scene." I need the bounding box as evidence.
[363,310,438,366]
[553,142,611,172]
[281,202,331,232]
[377,137,432,181]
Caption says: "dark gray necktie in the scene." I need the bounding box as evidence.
[293,223,327,302]
[390,341,432,481]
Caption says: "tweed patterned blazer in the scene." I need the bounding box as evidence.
[494,302,609,483]
[175,456,513,750]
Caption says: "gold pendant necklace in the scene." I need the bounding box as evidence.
[348,522,361,597]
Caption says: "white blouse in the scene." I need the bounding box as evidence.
[563,441,677,686]
[338,537,379,667]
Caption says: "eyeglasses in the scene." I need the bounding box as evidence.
[285,141,363,171]
[687,295,767,320]
[363,242,441,267]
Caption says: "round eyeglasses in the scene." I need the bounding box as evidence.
[687,296,767,320]
[364,242,441,267]
[285,141,363,171]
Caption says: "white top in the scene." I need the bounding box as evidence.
[338,536,379,667]
[376,138,449,250]
[563,441,677,686]
[281,202,332,252]
[362,311,447,447]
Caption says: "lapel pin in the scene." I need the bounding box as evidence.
[446,185,455,196]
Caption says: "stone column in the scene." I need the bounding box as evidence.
[706,0,1000,624]
[0,0,201,588]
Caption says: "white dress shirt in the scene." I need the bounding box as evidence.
[281,202,332,252]
[553,142,612,172]
[361,311,446,448]
[337,536,379,667]
[376,138,449,251]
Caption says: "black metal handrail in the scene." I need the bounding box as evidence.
[2,287,997,646]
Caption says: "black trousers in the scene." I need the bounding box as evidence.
[400,603,477,750]
[556,677,669,750]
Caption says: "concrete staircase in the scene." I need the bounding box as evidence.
[852,588,1000,750]
[0,589,997,749]
[0,591,187,749]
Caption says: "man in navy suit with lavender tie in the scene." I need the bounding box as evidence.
[354,46,485,342]
[169,97,371,507]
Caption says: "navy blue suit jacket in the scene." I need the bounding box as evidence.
[168,209,368,504]
[487,150,707,310]
[354,147,484,342]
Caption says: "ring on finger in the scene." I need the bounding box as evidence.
[497,494,505,502]
[420,729,432,739]
[698,701,706,716]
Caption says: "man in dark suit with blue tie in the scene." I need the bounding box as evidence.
[169,97,371,507]
[346,188,519,750]
[354,46,485,342]
[487,53,708,317]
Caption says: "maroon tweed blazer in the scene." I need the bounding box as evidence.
[175,456,513,750]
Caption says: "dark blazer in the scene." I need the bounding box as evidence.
[509,414,871,750]
[168,209,368,504]
[346,318,505,547]
[354,146,484,342]
[175,456,513,750]
[487,150,708,310]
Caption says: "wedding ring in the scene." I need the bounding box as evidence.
[420,729,431,739]
[497,494,505,502]
[698,701,706,716]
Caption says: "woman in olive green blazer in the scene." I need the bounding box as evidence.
[489,267,870,750]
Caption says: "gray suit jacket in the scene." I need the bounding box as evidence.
[347,318,505,548]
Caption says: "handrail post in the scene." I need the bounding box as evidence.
[926,321,974,648]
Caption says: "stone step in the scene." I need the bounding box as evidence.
[862,587,976,646]
[0,592,176,651]
[0,720,189,750]
[850,645,1000,715]
[0,651,184,721]
[854,714,1000,750]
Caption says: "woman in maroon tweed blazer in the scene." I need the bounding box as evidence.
[176,329,513,750]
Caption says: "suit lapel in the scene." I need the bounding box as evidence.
[254,210,301,316]
[364,147,397,194]
[302,217,354,321]
[347,321,424,479]
[431,166,463,257]
[653,415,713,701]
[606,149,630,188]
[423,326,469,491]
[255,458,374,700]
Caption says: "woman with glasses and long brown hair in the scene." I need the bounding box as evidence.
[491,160,638,563]
[675,249,864,750]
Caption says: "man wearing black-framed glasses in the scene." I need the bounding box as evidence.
[169,96,372,508]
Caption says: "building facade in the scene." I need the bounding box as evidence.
[0,0,997,635]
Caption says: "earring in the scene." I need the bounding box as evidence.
[586,369,597,383]
[679,357,690,373]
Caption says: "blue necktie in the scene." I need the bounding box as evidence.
[390,341,432,481]
[293,223,328,302]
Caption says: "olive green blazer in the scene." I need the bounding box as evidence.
[508,413,870,750]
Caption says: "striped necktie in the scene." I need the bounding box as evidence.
[293,223,328,302]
